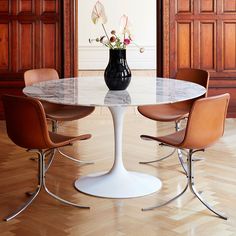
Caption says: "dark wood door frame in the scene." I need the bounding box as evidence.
[63,0,78,78]
[156,0,163,77]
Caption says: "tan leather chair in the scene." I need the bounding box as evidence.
[138,68,210,171]
[140,94,230,220]
[24,68,95,164]
[2,95,90,221]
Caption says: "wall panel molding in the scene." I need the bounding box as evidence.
[78,46,156,70]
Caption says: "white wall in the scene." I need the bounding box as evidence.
[78,0,156,70]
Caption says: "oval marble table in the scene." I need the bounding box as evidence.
[23,76,206,199]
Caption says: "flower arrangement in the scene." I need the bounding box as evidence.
[89,1,144,53]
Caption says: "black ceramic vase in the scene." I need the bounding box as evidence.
[104,49,131,90]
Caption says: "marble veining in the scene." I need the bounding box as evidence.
[23,77,206,107]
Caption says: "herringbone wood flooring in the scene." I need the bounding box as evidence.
[0,71,236,235]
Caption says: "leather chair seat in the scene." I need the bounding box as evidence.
[42,101,95,121]
[138,103,190,122]
[141,129,186,146]
[49,132,91,145]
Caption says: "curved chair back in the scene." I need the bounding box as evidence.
[182,93,230,149]
[176,68,209,96]
[2,95,52,149]
[24,68,59,86]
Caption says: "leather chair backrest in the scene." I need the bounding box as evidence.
[181,93,230,149]
[24,68,59,86]
[176,68,209,96]
[2,95,53,149]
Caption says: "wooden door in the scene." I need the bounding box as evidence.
[0,0,62,118]
[0,0,62,79]
[163,0,236,117]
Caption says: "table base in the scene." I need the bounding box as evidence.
[74,171,162,198]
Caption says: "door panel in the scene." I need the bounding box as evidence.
[200,0,215,13]
[18,0,34,13]
[177,0,192,13]
[42,0,57,13]
[224,0,236,12]
[223,22,236,71]
[199,22,215,70]
[41,22,58,68]
[18,22,35,71]
[0,1,9,13]
[177,22,192,68]
[0,24,10,71]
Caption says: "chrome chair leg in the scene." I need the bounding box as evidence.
[4,152,43,221]
[139,147,176,164]
[29,147,54,162]
[142,183,188,211]
[181,149,205,162]
[192,156,205,161]
[44,149,56,172]
[44,185,89,209]
[142,149,228,220]
[175,121,188,175]
[57,148,94,164]
[4,187,41,221]
[5,149,90,221]
[52,120,94,164]
[41,152,90,209]
[176,121,204,165]
[177,148,188,175]
[28,149,56,172]
[188,150,227,220]
[25,189,40,196]
[189,183,227,220]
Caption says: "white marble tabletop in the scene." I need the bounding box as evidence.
[23,76,206,107]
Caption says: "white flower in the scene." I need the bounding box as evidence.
[91,1,107,24]
[119,14,132,36]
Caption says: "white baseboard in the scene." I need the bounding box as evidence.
[78,46,156,70]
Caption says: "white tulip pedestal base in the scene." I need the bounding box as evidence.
[74,106,162,198]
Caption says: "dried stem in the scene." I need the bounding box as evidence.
[102,24,114,49]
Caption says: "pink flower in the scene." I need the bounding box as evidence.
[124,38,131,45]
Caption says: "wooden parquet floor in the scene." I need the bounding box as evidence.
[0,71,236,235]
